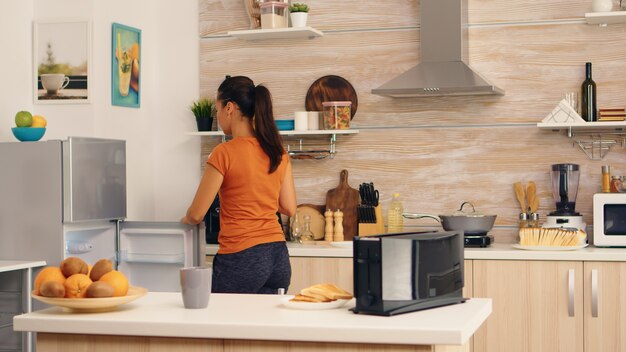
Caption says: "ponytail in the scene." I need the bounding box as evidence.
[217,76,285,173]
[253,85,285,173]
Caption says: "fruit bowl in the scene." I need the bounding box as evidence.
[32,286,148,312]
[11,127,46,142]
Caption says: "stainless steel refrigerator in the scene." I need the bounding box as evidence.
[0,137,205,349]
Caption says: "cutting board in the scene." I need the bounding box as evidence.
[325,169,360,241]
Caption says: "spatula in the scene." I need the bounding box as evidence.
[526,181,539,213]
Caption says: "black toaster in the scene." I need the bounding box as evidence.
[352,231,466,316]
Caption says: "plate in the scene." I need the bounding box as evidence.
[280,296,352,310]
[32,286,148,312]
[330,241,352,249]
[305,75,358,119]
[511,244,589,251]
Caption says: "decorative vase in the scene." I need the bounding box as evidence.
[196,117,213,132]
[592,0,613,12]
[290,12,308,28]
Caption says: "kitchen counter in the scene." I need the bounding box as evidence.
[15,292,491,351]
[206,242,626,261]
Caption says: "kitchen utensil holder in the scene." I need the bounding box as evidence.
[358,205,384,237]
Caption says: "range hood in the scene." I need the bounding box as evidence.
[371,0,504,97]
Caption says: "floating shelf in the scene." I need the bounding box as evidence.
[187,129,359,137]
[189,129,359,160]
[227,27,323,40]
[537,121,626,160]
[585,11,626,25]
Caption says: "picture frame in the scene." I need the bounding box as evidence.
[111,23,141,108]
[33,19,91,104]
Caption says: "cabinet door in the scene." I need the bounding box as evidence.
[288,257,353,294]
[473,260,583,352]
[584,262,626,352]
[464,260,472,298]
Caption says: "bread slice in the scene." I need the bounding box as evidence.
[518,227,587,247]
[290,294,326,303]
[301,283,353,300]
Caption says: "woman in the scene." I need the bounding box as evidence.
[182,76,297,294]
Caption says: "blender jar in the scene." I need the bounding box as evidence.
[550,163,580,216]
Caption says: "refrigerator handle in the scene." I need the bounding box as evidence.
[114,219,121,270]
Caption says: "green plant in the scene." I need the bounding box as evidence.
[288,2,309,13]
[190,98,215,119]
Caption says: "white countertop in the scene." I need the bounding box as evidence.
[206,242,626,261]
[14,292,492,346]
[0,260,46,273]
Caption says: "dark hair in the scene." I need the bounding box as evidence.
[217,76,285,173]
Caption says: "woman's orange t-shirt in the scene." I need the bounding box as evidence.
[208,136,288,254]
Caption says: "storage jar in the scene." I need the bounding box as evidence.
[260,2,288,29]
[322,101,351,130]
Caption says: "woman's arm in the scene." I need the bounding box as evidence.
[182,165,224,225]
[278,160,296,217]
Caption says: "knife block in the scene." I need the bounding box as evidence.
[358,205,385,237]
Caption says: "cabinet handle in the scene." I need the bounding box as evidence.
[568,269,575,317]
[591,269,599,318]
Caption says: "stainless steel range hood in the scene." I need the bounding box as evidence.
[371,0,504,97]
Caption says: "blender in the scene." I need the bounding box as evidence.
[543,163,586,231]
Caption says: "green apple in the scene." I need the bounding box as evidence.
[15,111,33,127]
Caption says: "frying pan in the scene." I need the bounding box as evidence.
[403,202,497,235]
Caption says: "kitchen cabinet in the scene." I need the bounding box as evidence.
[288,257,352,294]
[472,259,626,352]
[583,262,626,352]
[189,129,359,159]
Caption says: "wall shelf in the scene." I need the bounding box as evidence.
[188,129,359,160]
[227,27,323,40]
[537,121,626,160]
[585,11,626,25]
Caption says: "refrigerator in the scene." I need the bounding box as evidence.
[0,137,205,349]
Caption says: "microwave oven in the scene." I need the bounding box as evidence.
[593,193,626,247]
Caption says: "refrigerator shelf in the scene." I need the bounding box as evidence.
[120,252,185,265]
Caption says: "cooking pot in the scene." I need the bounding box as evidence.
[402,202,497,235]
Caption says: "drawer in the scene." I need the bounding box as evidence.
[0,323,21,350]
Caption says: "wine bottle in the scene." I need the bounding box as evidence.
[581,62,597,122]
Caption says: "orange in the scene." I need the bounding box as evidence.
[87,264,93,276]
[64,274,93,298]
[34,266,66,295]
[98,270,129,297]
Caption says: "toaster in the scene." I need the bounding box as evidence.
[352,231,466,316]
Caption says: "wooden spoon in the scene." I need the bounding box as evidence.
[526,181,539,213]
[513,182,527,213]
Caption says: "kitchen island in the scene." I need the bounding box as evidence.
[14,292,492,352]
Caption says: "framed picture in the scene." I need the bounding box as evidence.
[111,23,141,108]
[33,19,91,104]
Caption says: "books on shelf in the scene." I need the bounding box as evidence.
[598,107,626,121]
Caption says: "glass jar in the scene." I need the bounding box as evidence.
[259,2,288,29]
[322,101,351,130]
[610,175,623,193]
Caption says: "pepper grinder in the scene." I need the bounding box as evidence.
[324,209,334,242]
[333,209,344,242]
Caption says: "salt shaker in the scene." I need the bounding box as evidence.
[324,209,334,242]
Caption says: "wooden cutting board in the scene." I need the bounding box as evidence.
[325,169,360,241]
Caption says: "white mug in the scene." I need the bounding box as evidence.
[41,74,70,94]
[294,111,308,131]
[307,111,320,130]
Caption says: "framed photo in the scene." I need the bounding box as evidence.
[112,23,141,108]
[33,19,91,104]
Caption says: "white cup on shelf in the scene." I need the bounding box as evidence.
[307,111,320,130]
[294,111,308,131]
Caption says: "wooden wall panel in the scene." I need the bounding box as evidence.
[198,0,626,243]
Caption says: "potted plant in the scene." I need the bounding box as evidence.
[288,3,309,28]
[190,98,215,132]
